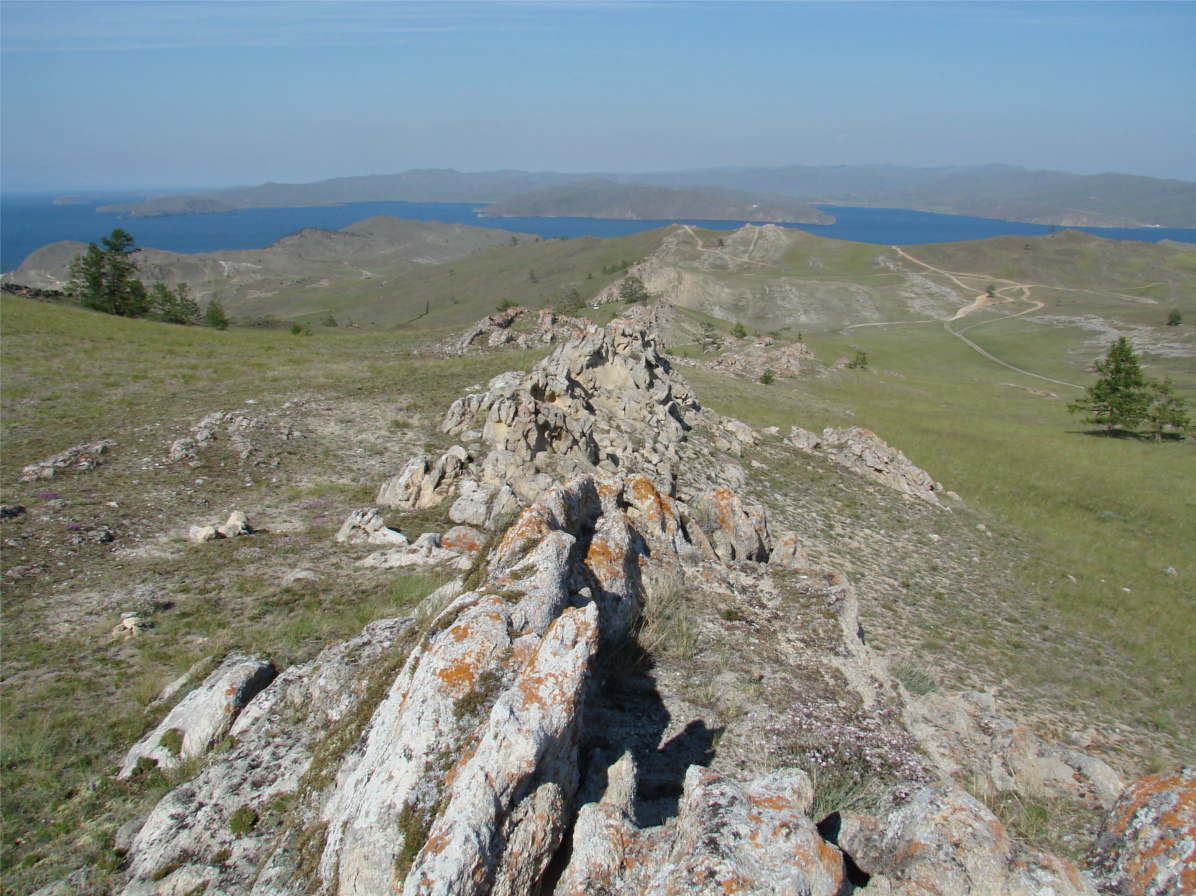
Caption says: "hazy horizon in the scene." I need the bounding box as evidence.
[2,1,1194,193]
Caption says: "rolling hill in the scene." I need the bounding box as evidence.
[80,164,1196,228]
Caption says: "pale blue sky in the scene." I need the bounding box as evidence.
[2,1,1194,191]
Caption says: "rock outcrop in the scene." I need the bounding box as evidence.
[788,425,950,505]
[910,689,1123,810]
[110,319,1122,896]
[444,307,593,356]
[117,656,275,779]
[375,318,757,531]
[20,439,116,481]
[697,339,817,380]
[837,784,1099,895]
[1086,766,1196,896]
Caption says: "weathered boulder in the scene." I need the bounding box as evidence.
[636,767,845,895]
[20,439,115,481]
[787,425,947,505]
[218,510,253,538]
[1086,766,1196,896]
[770,530,810,568]
[119,618,416,895]
[117,656,275,779]
[694,486,771,562]
[909,689,1123,810]
[448,479,521,529]
[335,507,408,546]
[377,447,471,511]
[837,784,1098,896]
[166,437,198,464]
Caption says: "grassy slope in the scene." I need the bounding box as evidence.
[687,316,1195,744]
[1,221,1193,890]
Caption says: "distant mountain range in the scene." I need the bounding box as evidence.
[84,164,1196,228]
[476,179,831,224]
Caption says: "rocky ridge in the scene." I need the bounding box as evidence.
[105,319,1188,896]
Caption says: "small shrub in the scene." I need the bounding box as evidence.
[212,848,232,866]
[158,727,185,757]
[806,763,885,821]
[719,608,743,622]
[620,274,650,304]
[731,322,747,339]
[760,369,775,385]
[496,298,515,312]
[453,668,504,720]
[229,805,259,838]
[636,569,697,660]
[847,351,868,370]
[889,654,939,696]
[211,735,237,755]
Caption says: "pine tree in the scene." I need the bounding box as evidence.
[150,282,201,325]
[204,298,229,330]
[1144,377,1191,441]
[1068,337,1150,435]
[68,228,149,317]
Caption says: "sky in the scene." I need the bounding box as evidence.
[2,0,1194,193]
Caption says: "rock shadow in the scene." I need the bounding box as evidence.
[576,646,723,828]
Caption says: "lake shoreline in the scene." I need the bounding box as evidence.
[4,194,1194,271]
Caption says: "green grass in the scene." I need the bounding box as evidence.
[691,320,1196,745]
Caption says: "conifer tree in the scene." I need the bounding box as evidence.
[1144,377,1191,441]
[68,228,149,317]
[204,298,230,330]
[1068,337,1150,435]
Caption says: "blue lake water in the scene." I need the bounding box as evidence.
[3,192,1194,271]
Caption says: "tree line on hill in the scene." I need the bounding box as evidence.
[68,229,228,329]
[1068,337,1190,440]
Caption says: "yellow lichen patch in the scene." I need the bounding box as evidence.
[515,609,596,713]
[747,793,792,812]
[584,535,624,585]
[1107,770,1196,894]
[422,831,450,857]
[434,599,508,695]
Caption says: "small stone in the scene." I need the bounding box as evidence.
[189,525,219,544]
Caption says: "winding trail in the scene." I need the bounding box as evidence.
[681,224,770,267]
[849,247,1082,389]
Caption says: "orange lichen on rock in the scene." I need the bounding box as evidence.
[1088,766,1196,896]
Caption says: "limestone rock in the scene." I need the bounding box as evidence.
[335,507,408,546]
[377,447,471,510]
[20,439,115,481]
[629,767,844,896]
[769,530,810,568]
[701,341,817,380]
[119,618,414,896]
[696,486,771,562]
[788,425,946,505]
[118,656,275,779]
[1087,766,1196,896]
[218,510,253,538]
[167,437,198,464]
[909,689,1123,809]
[449,479,521,530]
[837,784,1098,896]
[189,525,218,543]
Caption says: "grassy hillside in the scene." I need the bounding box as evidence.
[685,322,1195,741]
[1,226,1193,891]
